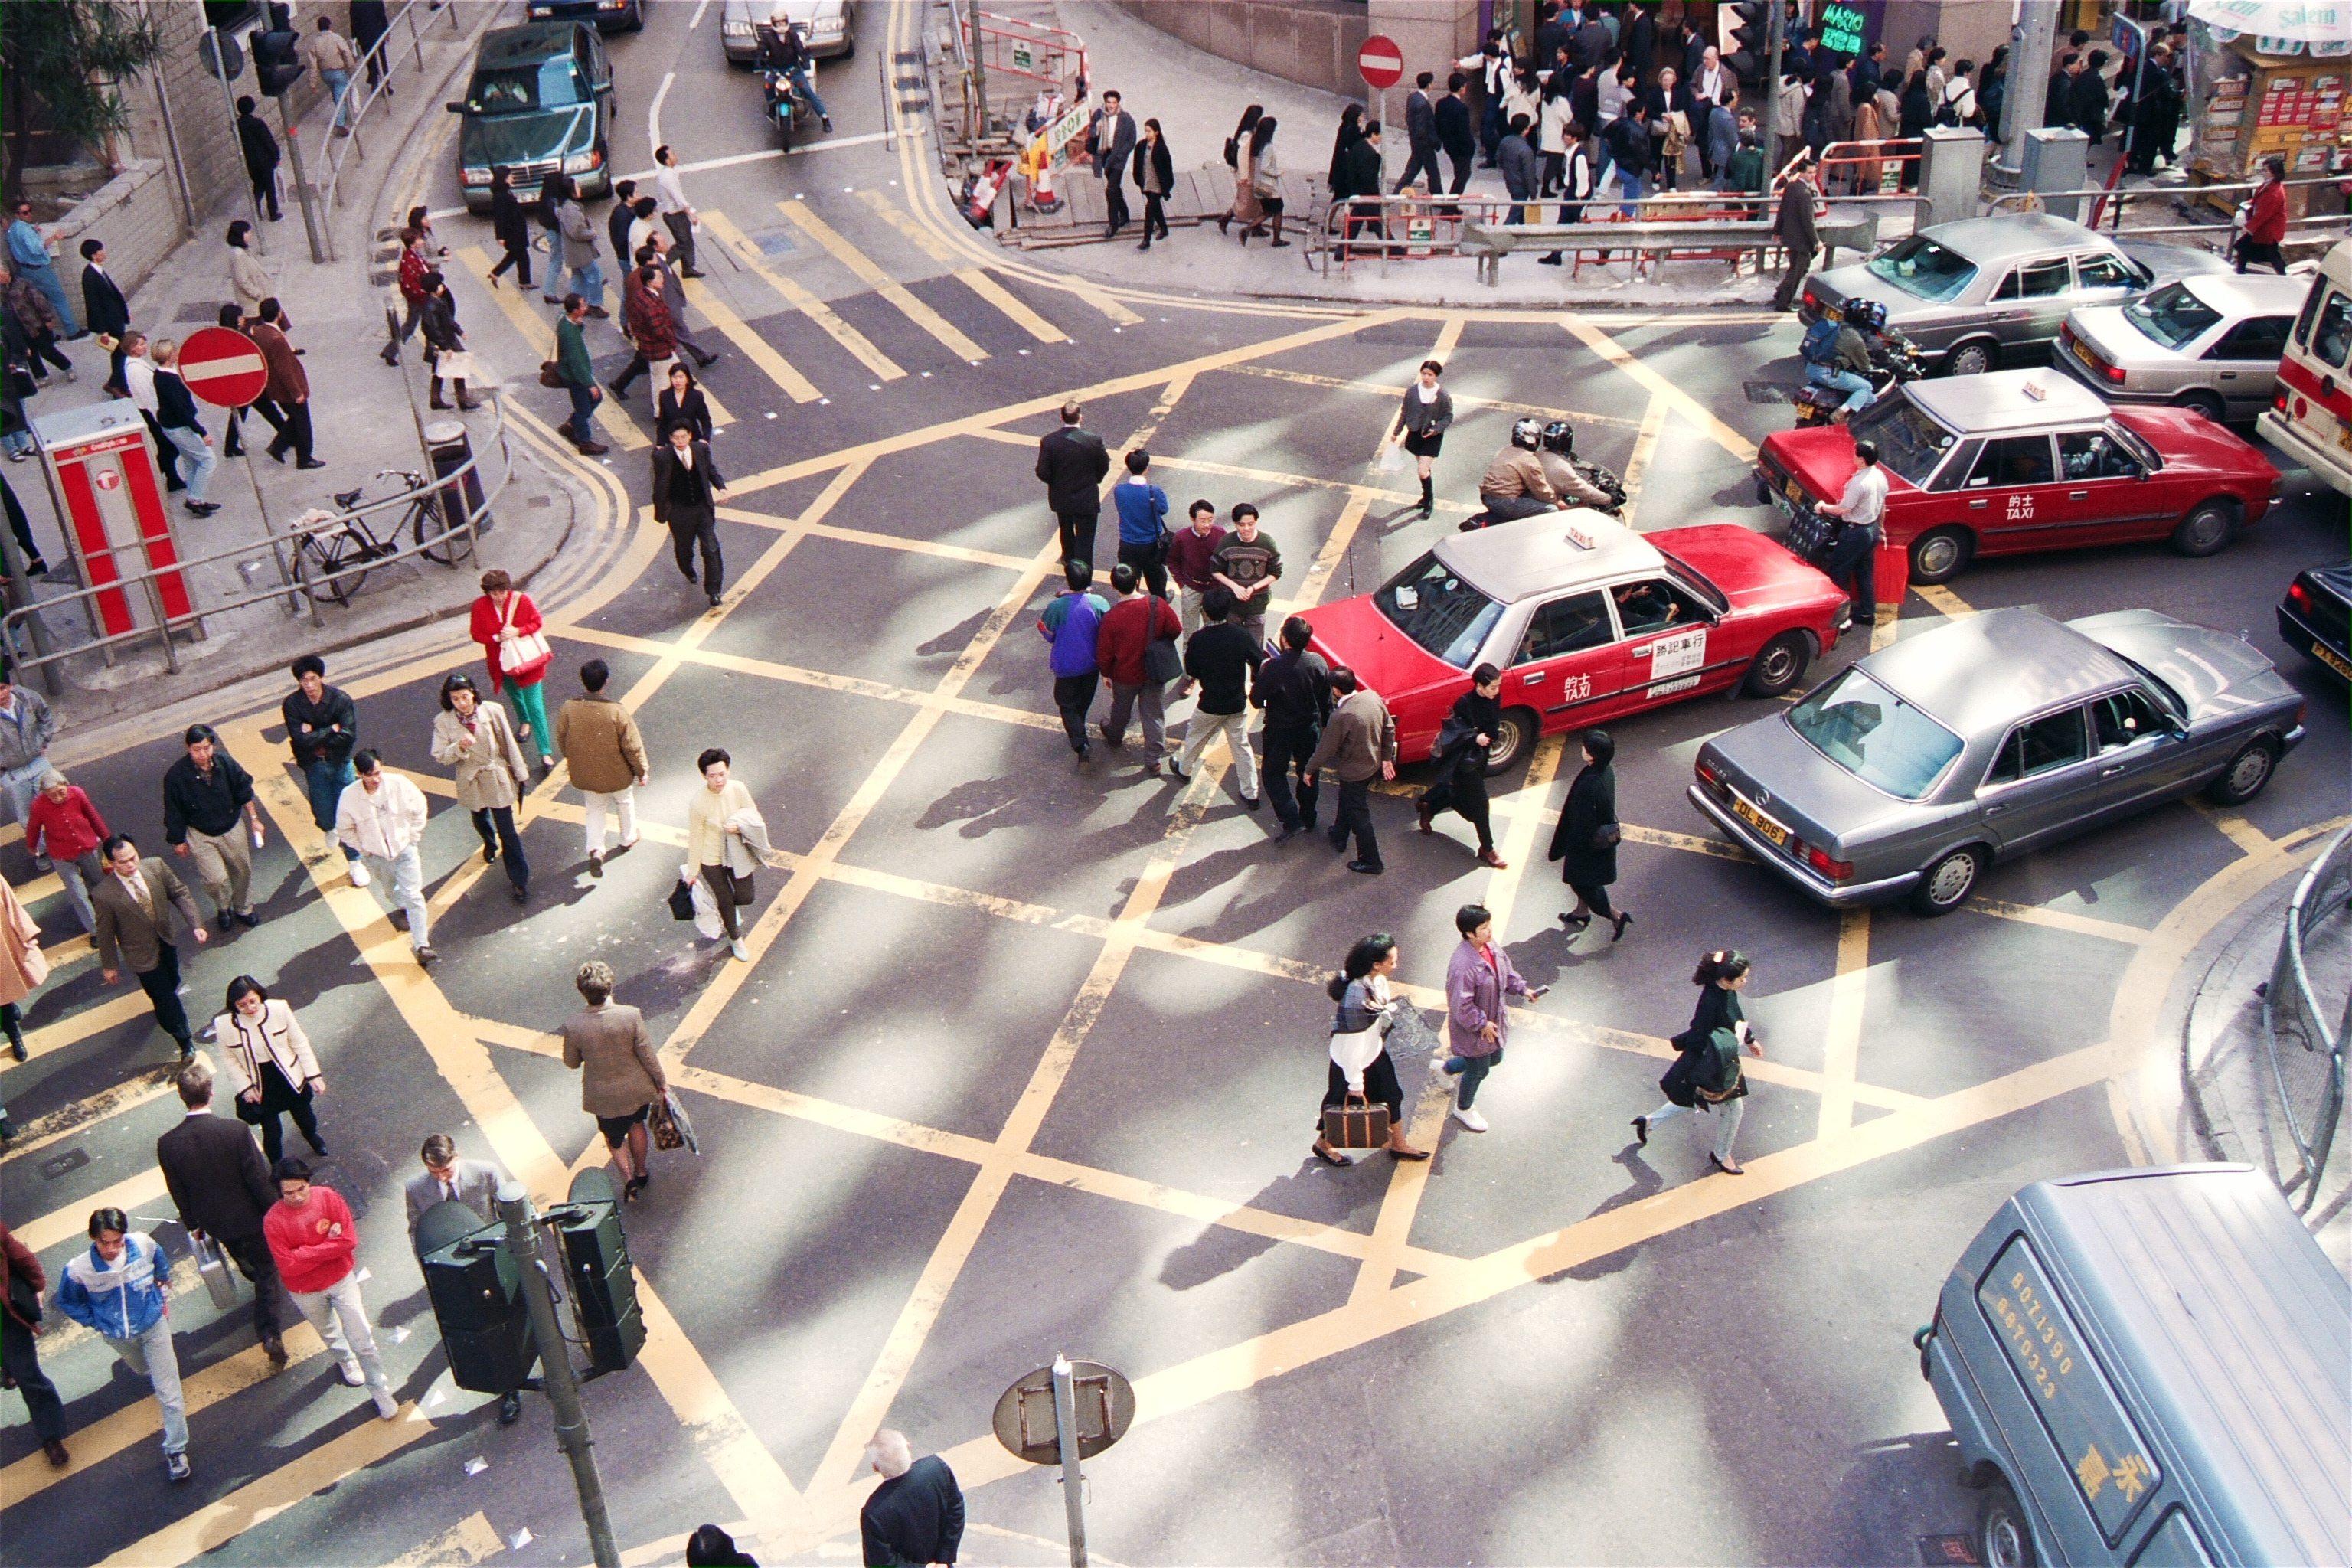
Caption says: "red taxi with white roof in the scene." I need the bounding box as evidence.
[1297,513,1850,773]
[1755,368,2283,585]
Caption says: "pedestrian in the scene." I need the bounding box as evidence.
[5,198,79,338]
[652,418,729,609]
[222,220,273,319]
[156,1055,296,1371]
[0,1220,70,1468]
[1498,113,1540,224]
[1462,31,1511,163]
[2235,157,2288,275]
[1398,71,1443,194]
[608,180,642,279]
[282,656,361,879]
[1133,117,1174,250]
[1305,668,1396,875]
[1165,498,1227,657]
[3,263,74,384]
[263,1160,400,1418]
[402,1134,521,1423]
[1170,588,1263,802]
[1771,158,1821,312]
[56,1209,191,1478]
[1603,100,1651,215]
[556,180,608,317]
[1094,561,1180,769]
[1539,74,1576,198]
[1387,358,1452,520]
[351,0,390,92]
[0,678,54,856]
[1327,103,1369,212]
[149,340,219,518]
[211,976,326,1167]
[554,293,609,456]
[1633,949,1766,1175]
[334,751,436,965]
[92,835,206,1060]
[117,330,183,492]
[302,15,361,135]
[557,658,647,876]
[248,298,320,468]
[684,748,763,964]
[78,239,129,345]
[211,302,266,460]
[1092,90,1139,239]
[24,771,102,936]
[1813,437,1886,625]
[560,960,667,1200]
[162,724,264,936]
[1037,558,1110,761]
[642,230,720,369]
[1244,116,1289,247]
[233,97,283,222]
[612,263,678,401]
[381,227,430,364]
[1437,73,1478,198]
[1219,104,1265,237]
[1109,448,1170,597]
[1415,664,1506,868]
[1035,399,1109,572]
[2069,48,2109,145]
[860,1430,966,1568]
[1429,903,1547,1132]
[418,271,481,413]
[432,673,532,905]
[0,873,42,1067]
[685,1524,759,1567]
[485,168,534,289]
[538,181,569,307]
[1547,728,1629,939]
[653,144,703,278]
[1312,932,1431,1166]
[469,570,556,769]
[1208,502,1282,651]
[1255,614,1331,841]
[657,363,713,443]
[1704,90,1740,191]
[2126,47,2180,174]
[0,473,40,569]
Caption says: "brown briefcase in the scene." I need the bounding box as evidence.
[1321,1093,1391,1151]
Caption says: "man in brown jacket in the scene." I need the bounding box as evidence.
[1304,670,1397,875]
[560,961,665,1199]
[249,299,320,469]
[554,660,648,876]
[93,834,208,1059]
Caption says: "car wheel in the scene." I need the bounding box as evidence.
[626,0,645,30]
[1485,708,1539,776]
[2169,500,2236,558]
[1754,475,1773,508]
[2204,737,2278,805]
[1909,527,1971,584]
[1742,631,1811,697]
[1910,846,1984,916]
[1943,338,1997,377]
[2173,388,2226,423]
[1978,1476,2038,1568]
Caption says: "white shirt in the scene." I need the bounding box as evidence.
[1836,464,1889,529]
[655,165,691,217]
[627,215,656,257]
[1411,382,1437,406]
[123,354,159,414]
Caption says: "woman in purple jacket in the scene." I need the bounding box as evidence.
[1430,902,1547,1132]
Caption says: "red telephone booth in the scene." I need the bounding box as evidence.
[32,401,198,648]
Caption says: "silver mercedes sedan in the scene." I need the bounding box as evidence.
[2053,272,2313,423]
[1688,608,2306,915]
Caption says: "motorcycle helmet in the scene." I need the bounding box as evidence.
[1539,420,1577,457]
[1510,416,1545,451]
[1847,298,1889,333]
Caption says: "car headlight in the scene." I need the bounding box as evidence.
[528,3,551,14]
[562,149,603,174]
[462,167,493,185]
[812,13,845,35]
[723,18,753,36]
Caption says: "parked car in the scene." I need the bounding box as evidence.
[720,0,854,64]
[1298,513,1851,774]
[524,0,643,33]
[2259,237,2352,500]
[1689,607,2305,914]
[451,22,616,214]
[2053,271,2311,423]
[1799,213,2226,377]
[2277,560,2352,682]
[1755,368,2282,584]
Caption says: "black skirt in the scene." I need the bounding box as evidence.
[1318,1049,1404,1129]
[1403,430,1444,459]
[235,1060,312,1121]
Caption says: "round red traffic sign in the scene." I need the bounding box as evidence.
[178,325,270,410]
[1358,33,1405,90]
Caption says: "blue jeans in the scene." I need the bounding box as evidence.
[1442,1047,1501,1108]
[1617,170,1646,217]
[570,254,604,311]
[165,426,215,503]
[304,756,359,860]
[1481,100,1504,159]
[565,383,598,440]
[542,227,567,302]
[788,64,828,119]
[0,431,31,459]
[18,262,77,336]
[322,68,353,130]
[1808,363,1874,412]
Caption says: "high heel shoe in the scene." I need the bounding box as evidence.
[1558,911,1591,932]
[1610,911,1633,943]
[1217,213,1231,235]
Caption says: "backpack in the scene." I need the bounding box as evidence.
[1799,315,1843,366]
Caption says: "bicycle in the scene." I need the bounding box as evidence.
[295,468,476,606]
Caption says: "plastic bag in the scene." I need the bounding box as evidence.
[688,871,724,939]
[1374,439,1409,475]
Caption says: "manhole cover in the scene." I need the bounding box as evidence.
[40,1148,89,1180]
[1743,380,1803,404]
[174,301,230,324]
[744,228,802,260]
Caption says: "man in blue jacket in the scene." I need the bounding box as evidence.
[1109,448,1169,598]
[1037,560,1109,761]
[57,1207,190,1481]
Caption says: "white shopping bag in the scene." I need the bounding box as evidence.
[688,871,725,939]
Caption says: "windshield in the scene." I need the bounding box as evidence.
[1654,547,1729,615]
[1374,552,1504,669]
[1865,235,1979,303]
[2105,652,2186,724]
[1847,397,1958,486]
[1785,667,1964,800]
[2123,282,2223,351]
[466,60,584,113]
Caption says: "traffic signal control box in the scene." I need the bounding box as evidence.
[554,1171,644,1375]
[252,28,303,96]
[421,1223,535,1394]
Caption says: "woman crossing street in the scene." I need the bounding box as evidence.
[1312,933,1431,1167]
[1632,949,1765,1175]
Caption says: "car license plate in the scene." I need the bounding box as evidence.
[1783,478,1808,509]
[2071,338,2099,373]
[2338,423,2352,454]
[2317,640,2352,680]
[1730,793,1790,847]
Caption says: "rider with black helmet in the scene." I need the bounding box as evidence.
[1476,417,1563,522]
[1534,420,1616,511]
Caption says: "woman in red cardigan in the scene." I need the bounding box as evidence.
[467,569,554,770]
[2234,155,2288,276]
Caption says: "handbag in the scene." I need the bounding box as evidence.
[665,873,697,921]
[1143,630,1183,686]
[662,1090,699,1155]
[1321,1093,1392,1150]
[648,1094,684,1151]
[435,349,479,384]
[538,359,564,390]
[494,593,553,684]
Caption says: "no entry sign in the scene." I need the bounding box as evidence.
[178,325,270,410]
[1358,34,1404,91]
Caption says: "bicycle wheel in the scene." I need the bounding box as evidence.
[301,528,368,606]
[414,492,475,567]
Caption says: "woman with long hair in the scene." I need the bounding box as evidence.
[1632,950,1765,1175]
[657,362,713,443]
[1549,728,1629,940]
[1244,116,1289,247]
[1312,933,1431,1166]
[1218,104,1264,236]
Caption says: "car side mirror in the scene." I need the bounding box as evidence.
[446,101,466,113]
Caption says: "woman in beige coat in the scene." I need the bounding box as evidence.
[0,877,48,1132]
[430,672,532,903]
[212,975,326,1166]
[560,961,665,1199]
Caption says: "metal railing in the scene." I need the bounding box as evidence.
[2262,825,2352,1214]
[1,394,515,685]
[1312,188,1833,276]
[1987,170,2350,240]
[308,0,467,260]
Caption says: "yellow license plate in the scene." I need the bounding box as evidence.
[2072,338,2099,371]
[2317,640,2352,680]
[1731,794,1790,846]
[1784,478,1808,508]
[2337,423,2352,453]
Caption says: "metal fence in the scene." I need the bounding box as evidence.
[308,0,467,260]
[2262,825,2352,1214]
[1985,170,2350,242]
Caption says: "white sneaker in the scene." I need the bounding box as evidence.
[729,939,750,962]
[338,1358,365,1387]
[1452,1105,1489,1133]
[1429,1054,1460,1083]
[371,1389,399,1420]
[346,861,372,888]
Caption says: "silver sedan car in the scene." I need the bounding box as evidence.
[1689,608,2306,915]
[1800,213,2226,377]
[2053,272,2313,423]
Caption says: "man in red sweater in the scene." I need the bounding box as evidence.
[1095,561,1182,771]
[262,1159,399,1420]
[2236,156,2288,275]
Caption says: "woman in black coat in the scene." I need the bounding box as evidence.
[1387,357,1452,518]
[1632,949,1765,1174]
[419,273,478,411]
[485,168,534,290]
[1547,728,1629,941]
[1416,664,1504,867]
[1132,118,1175,249]
[656,364,713,443]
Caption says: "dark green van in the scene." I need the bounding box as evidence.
[450,21,615,214]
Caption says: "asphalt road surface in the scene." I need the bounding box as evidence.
[2,5,2346,1564]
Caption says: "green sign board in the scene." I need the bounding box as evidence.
[1818,2,1867,55]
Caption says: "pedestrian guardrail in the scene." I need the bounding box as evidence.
[1985,170,2348,240]
[0,393,514,688]
[2262,825,2351,1215]
[1311,188,1872,279]
[308,0,466,262]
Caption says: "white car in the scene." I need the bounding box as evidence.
[722,0,852,63]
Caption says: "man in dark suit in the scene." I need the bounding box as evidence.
[861,1430,965,1568]
[1571,10,1614,74]
[1090,91,1138,239]
[405,1132,522,1424]
[651,420,730,607]
[1530,2,1569,81]
[1396,71,1442,194]
[77,239,129,342]
[1436,73,1478,198]
[234,96,282,222]
[91,833,207,1060]
[1034,399,1110,572]
[1772,162,1821,312]
[156,1059,291,1365]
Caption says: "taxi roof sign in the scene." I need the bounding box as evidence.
[1565,522,1601,550]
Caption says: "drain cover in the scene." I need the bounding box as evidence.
[1743,380,1804,404]
[744,228,802,260]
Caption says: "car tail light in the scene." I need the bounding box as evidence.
[2289,582,2313,612]
[2274,390,2290,413]
[2294,701,2306,727]
[1805,844,1854,880]
[1696,758,1721,789]
[1802,289,1820,314]
[2102,361,2127,384]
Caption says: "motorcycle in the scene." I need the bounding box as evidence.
[1459,418,1627,530]
[1458,464,1628,531]
[1792,332,1926,428]
[761,68,817,149]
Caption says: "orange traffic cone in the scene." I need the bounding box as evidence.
[1031,153,1061,214]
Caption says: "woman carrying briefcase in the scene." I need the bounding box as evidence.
[1312,933,1432,1168]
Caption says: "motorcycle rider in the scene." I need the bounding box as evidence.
[1534,420,1617,512]
[1799,298,1888,419]
[1475,417,1563,523]
[756,9,833,135]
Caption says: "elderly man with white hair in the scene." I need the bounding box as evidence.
[859,1429,965,1567]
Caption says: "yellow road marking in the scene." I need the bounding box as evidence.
[1560,315,1758,463]
[854,190,1067,345]
[1622,822,1748,861]
[0,1070,176,1168]
[384,1511,504,1567]
[1222,364,1646,431]
[4,988,158,1072]
[1615,392,1670,530]
[1913,583,1975,619]
[682,274,820,403]
[1816,910,1872,1137]
[2193,800,2281,859]
[708,502,1034,572]
[779,199,988,363]
[1971,898,2150,946]
[455,246,647,450]
[701,208,903,381]
[15,1165,168,1253]
[15,871,61,906]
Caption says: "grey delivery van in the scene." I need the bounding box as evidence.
[1914,1165,2349,1567]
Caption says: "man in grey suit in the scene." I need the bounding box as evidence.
[1091,90,1138,239]
[156,1059,290,1366]
[405,1133,521,1425]
[1396,72,1443,194]
[92,834,207,1060]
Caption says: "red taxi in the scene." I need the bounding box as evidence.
[1756,368,2282,585]
[1298,513,1851,773]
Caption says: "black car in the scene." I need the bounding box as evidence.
[525,0,644,33]
[451,23,617,214]
[2277,561,2352,682]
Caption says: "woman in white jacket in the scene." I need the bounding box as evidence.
[213,975,325,1167]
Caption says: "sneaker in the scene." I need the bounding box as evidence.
[347,861,372,888]
[165,1450,191,1482]
[730,939,750,962]
[372,1389,399,1420]
[1452,1105,1489,1133]
[338,1358,365,1387]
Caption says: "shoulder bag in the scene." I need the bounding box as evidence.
[538,359,565,389]
[495,593,553,685]
[1143,609,1184,685]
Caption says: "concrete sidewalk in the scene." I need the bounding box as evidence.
[8,0,603,730]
